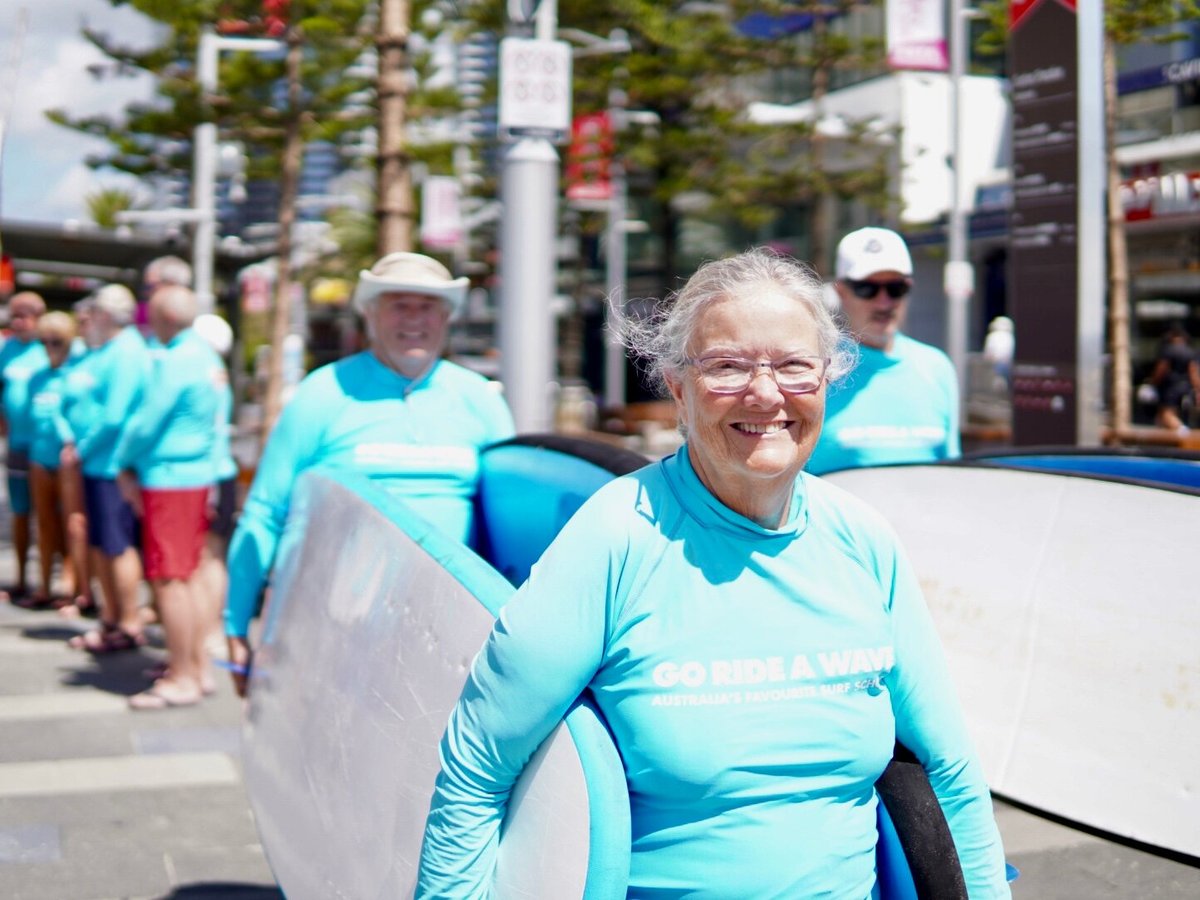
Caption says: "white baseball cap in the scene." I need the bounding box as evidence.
[193,313,234,356]
[351,252,469,318]
[835,227,913,281]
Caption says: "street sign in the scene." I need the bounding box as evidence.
[1007,0,1103,445]
[498,37,571,142]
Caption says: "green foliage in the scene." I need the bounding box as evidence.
[460,0,893,276]
[85,187,138,229]
[48,0,374,182]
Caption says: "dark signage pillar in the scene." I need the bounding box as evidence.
[1008,0,1104,445]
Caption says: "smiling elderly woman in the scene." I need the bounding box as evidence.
[417,248,1010,899]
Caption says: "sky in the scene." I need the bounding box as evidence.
[1,0,158,225]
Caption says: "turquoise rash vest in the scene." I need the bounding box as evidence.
[418,446,1009,899]
[223,351,515,638]
[27,364,76,470]
[69,327,150,480]
[115,328,223,489]
[807,333,961,475]
[0,338,49,452]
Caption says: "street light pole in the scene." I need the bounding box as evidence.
[498,1,564,433]
[603,151,628,411]
[193,28,285,315]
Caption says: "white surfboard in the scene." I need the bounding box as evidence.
[825,463,1200,859]
[240,467,629,899]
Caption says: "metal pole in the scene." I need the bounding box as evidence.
[498,0,560,432]
[603,157,627,410]
[1076,1,1106,444]
[943,0,971,405]
[193,29,219,315]
[499,138,558,432]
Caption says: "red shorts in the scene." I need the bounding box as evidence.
[141,487,210,581]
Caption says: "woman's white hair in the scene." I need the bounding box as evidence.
[612,247,857,396]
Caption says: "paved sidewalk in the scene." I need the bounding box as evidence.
[0,483,280,899]
[0,605,281,900]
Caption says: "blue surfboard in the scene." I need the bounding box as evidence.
[967,445,1200,491]
[240,435,975,897]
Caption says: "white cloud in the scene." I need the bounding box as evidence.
[1,1,159,223]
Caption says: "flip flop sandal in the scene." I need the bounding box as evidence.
[15,593,75,611]
[0,585,29,604]
[142,663,217,696]
[128,683,202,710]
[142,662,170,680]
[69,624,146,654]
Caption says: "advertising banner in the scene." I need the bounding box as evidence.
[565,112,614,202]
[420,176,464,250]
[887,0,948,72]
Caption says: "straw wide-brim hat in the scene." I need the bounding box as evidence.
[351,252,469,318]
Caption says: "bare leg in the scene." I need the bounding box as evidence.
[152,577,202,696]
[59,463,90,606]
[30,466,61,598]
[91,549,118,625]
[11,513,30,594]
[112,547,145,637]
[196,536,228,642]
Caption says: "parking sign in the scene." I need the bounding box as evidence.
[498,37,571,141]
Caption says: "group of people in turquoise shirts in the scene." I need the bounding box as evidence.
[0,262,242,711]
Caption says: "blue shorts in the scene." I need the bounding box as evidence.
[83,476,140,557]
[6,448,31,516]
[209,476,239,541]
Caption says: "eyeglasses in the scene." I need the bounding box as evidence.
[41,338,68,349]
[686,355,829,395]
[843,279,911,300]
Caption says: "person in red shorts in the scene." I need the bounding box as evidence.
[115,285,226,709]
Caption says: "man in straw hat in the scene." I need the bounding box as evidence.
[223,252,515,695]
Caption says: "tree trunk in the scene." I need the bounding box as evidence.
[376,0,413,256]
[1103,33,1131,439]
[261,34,305,448]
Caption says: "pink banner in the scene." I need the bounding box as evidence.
[887,0,948,72]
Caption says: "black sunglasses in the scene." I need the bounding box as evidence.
[42,338,68,349]
[844,279,911,300]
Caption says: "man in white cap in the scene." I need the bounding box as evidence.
[223,252,515,695]
[807,226,960,474]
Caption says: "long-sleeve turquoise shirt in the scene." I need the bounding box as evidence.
[418,446,1009,899]
[69,327,150,479]
[0,337,49,452]
[27,363,77,470]
[115,328,223,489]
[223,351,515,638]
